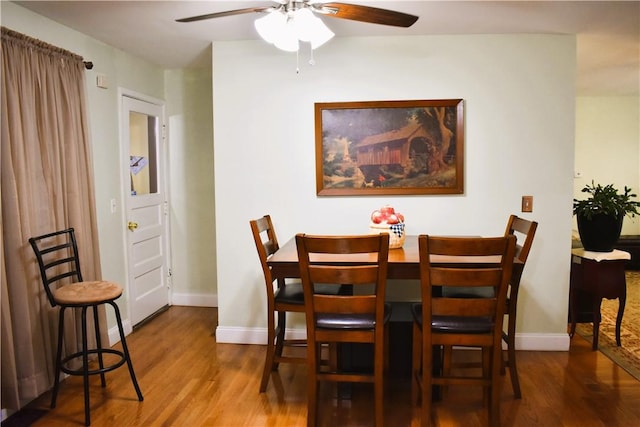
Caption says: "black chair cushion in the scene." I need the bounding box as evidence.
[411,303,493,334]
[317,303,392,330]
[442,286,495,298]
[274,283,344,305]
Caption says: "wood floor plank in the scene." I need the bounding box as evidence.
[16,306,640,426]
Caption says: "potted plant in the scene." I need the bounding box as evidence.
[573,181,640,252]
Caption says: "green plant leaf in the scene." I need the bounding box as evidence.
[573,181,640,219]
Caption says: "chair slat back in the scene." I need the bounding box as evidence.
[296,233,389,321]
[419,235,516,328]
[505,214,538,264]
[29,228,83,307]
[250,215,279,295]
[504,214,538,286]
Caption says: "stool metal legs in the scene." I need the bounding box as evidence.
[110,301,144,402]
[51,303,143,426]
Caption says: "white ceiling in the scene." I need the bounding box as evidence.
[9,1,640,96]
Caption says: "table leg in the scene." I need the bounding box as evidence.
[337,343,352,399]
[432,345,442,401]
[591,298,603,351]
[569,285,577,338]
[616,292,626,347]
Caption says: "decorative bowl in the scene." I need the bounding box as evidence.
[369,222,406,249]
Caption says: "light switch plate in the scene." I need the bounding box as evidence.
[522,196,533,213]
[96,74,108,89]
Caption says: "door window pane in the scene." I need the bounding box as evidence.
[129,111,158,195]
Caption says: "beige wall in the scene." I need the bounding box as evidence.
[165,67,216,304]
[574,96,640,235]
[7,1,638,352]
[2,2,216,336]
[213,35,576,350]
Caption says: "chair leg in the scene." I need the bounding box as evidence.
[260,309,278,392]
[383,324,390,374]
[374,339,384,427]
[441,345,452,396]
[505,315,522,398]
[508,351,521,398]
[421,343,432,427]
[500,339,507,375]
[110,302,144,402]
[81,306,91,426]
[411,322,421,406]
[51,307,66,409]
[412,321,432,427]
[489,347,502,427]
[307,343,319,427]
[91,305,107,387]
[274,311,286,367]
[482,348,490,407]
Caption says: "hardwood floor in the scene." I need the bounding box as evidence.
[17,306,640,426]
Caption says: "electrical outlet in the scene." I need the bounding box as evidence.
[522,196,533,213]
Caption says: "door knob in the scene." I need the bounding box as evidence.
[128,221,139,231]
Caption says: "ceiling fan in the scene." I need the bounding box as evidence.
[177,1,418,52]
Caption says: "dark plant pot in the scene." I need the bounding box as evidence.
[576,213,624,252]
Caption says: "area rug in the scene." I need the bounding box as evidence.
[575,271,640,381]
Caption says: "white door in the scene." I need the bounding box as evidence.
[121,94,170,326]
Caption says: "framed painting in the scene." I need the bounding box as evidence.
[315,99,464,196]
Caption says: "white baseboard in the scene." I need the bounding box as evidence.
[108,318,132,346]
[215,327,571,351]
[172,292,218,307]
[107,293,218,346]
[514,332,570,351]
[216,326,306,345]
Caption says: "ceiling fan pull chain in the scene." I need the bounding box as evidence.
[296,49,300,74]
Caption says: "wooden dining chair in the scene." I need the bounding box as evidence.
[29,228,143,426]
[296,232,390,427]
[250,215,345,393]
[442,215,537,399]
[500,214,537,398]
[411,235,516,427]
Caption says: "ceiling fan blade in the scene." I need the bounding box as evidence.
[176,7,274,23]
[313,3,418,28]
[316,2,418,27]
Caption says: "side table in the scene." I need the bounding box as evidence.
[568,248,630,350]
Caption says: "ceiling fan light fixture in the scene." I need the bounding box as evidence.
[294,8,334,49]
[309,18,334,49]
[273,18,300,52]
[254,5,334,52]
[254,10,286,44]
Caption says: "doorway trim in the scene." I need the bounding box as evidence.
[117,87,172,335]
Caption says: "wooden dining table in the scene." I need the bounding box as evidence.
[267,234,523,281]
[268,234,524,397]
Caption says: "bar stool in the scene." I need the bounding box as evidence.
[29,228,143,426]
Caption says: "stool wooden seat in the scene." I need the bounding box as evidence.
[53,280,122,303]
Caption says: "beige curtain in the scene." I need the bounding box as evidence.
[1,27,103,411]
